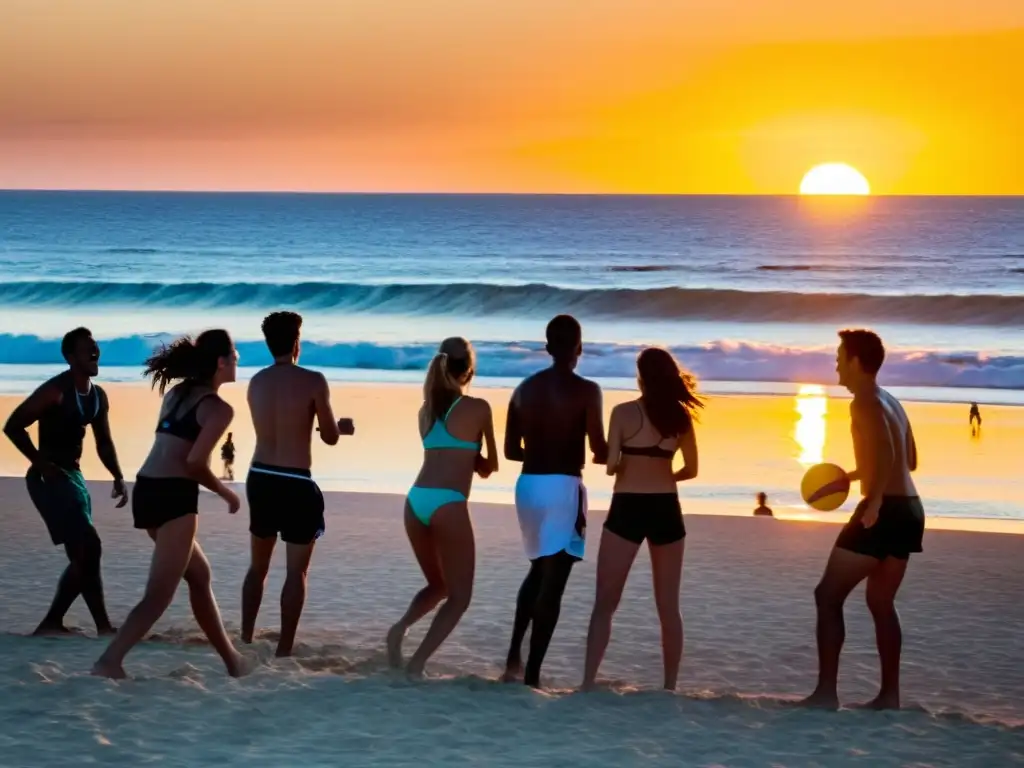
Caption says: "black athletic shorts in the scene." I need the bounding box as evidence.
[604,492,686,546]
[132,475,199,530]
[246,462,325,545]
[835,495,925,561]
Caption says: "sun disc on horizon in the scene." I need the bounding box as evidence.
[799,163,870,196]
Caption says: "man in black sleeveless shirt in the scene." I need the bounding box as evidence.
[4,328,127,635]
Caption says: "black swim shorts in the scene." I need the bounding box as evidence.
[835,495,925,561]
[132,475,200,530]
[603,492,686,546]
[246,462,325,545]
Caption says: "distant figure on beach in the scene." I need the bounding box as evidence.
[221,433,235,480]
[3,327,126,636]
[241,312,354,657]
[93,330,247,679]
[387,337,498,676]
[800,329,924,710]
[501,315,608,688]
[754,492,774,517]
[582,348,701,692]
[969,402,981,436]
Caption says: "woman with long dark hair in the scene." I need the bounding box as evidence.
[386,337,498,676]
[582,347,702,691]
[92,330,247,678]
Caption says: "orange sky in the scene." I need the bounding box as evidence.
[1,1,1022,194]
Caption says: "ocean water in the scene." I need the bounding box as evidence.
[1,191,1023,394]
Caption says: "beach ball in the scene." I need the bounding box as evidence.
[800,463,850,511]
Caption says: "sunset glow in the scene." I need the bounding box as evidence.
[1,2,1022,194]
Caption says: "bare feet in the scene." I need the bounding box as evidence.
[32,621,84,637]
[91,658,127,679]
[97,625,118,637]
[386,624,406,669]
[797,689,840,710]
[500,660,522,683]
[855,692,900,711]
[224,649,253,678]
[405,660,425,679]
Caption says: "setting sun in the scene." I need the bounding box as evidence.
[799,163,871,196]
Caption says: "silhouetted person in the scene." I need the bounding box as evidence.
[501,315,608,687]
[801,329,923,711]
[221,432,236,480]
[753,492,774,517]
[4,327,126,636]
[241,312,354,657]
[969,402,981,436]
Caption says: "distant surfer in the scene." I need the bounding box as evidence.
[800,329,924,711]
[501,315,608,688]
[3,328,126,636]
[241,312,355,657]
[969,402,981,436]
[221,432,236,480]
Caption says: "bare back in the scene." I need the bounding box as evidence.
[852,387,918,498]
[248,364,327,469]
[508,368,606,476]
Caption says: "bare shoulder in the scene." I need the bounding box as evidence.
[579,375,603,401]
[204,395,234,420]
[465,394,493,416]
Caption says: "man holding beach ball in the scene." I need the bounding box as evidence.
[799,330,925,711]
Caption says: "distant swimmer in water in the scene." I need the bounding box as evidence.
[386,337,498,676]
[221,433,236,480]
[501,315,608,688]
[969,402,981,436]
[800,330,924,711]
[241,312,355,657]
[3,327,126,636]
[93,330,248,679]
[754,492,774,517]
[582,347,701,692]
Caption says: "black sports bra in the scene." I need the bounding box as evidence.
[620,402,677,460]
[156,392,214,443]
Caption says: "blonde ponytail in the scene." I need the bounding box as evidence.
[423,338,476,421]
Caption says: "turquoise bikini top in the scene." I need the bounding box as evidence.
[423,397,481,451]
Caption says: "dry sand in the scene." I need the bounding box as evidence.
[0,479,1022,766]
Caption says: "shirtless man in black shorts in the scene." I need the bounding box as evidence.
[501,315,608,687]
[241,312,354,657]
[801,329,924,710]
[3,327,127,635]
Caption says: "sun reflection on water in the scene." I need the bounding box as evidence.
[794,384,827,467]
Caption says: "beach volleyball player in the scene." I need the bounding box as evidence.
[801,329,924,710]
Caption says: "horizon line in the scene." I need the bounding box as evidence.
[2,188,1023,199]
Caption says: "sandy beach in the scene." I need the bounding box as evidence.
[1,477,1022,766]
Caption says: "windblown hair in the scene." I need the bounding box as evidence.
[423,337,476,422]
[839,328,885,375]
[143,329,234,395]
[636,347,704,438]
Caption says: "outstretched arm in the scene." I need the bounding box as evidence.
[3,383,60,467]
[586,383,608,465]
[503,389,524,462]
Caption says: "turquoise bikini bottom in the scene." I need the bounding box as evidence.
[407,486,468,525]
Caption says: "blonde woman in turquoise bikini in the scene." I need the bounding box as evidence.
[387,337,498,676]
